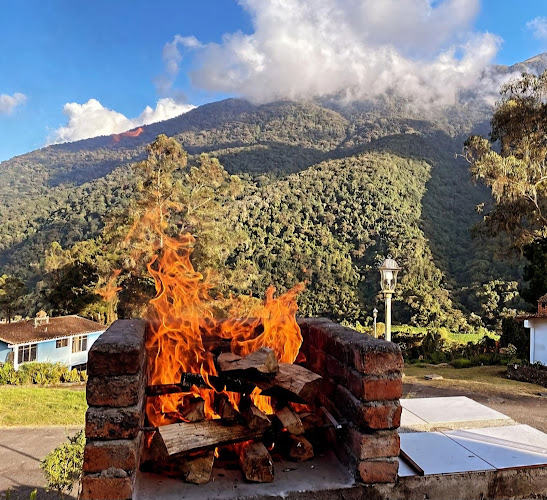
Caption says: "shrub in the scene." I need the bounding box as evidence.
[0,363,18,385]
[41,431,84,497]
[500,317,529,360]
[17,363,69,385]
[64,368,80,383]
[79,370,88,382]
[452,358,473,369]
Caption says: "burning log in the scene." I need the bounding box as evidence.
[240,400,271,431]
[255,363,322,403]
[239,442,274,483]
[275,407,305,435]
[145,373,255,397]
[179,396,205,422]
[156,421,268,457]
[281,434,314,462]
[217,347,278,377]
[215,394,241,424]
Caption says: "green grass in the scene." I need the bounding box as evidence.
[403,364,544,397]
[0,386,87,426]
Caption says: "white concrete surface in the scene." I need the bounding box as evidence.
[445,425,547,469]
[523,318,547,365]
[400,432,495,475]
[400,396,511,426]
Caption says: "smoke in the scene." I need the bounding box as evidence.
[166,0,503,106]
[49,98,195,144]
[0,93,26,114]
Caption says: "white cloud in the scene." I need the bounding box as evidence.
[527,17,547,41]
[49,98,195,144]
[168,0,502,106]
[0,93,26,114]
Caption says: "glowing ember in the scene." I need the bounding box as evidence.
[145,230,305,427]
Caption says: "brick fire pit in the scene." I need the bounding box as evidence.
[80,318,403,500]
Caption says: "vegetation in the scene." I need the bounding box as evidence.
[0,386,86,426]
[0,91,536,332]
[0,362,87,386]
[41,431,85,498]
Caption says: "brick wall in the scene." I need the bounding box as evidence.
[80,320,148,500]
[298,318,403,483]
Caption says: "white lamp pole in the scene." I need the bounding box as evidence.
[379,257,401,343]
[373,307,378,338]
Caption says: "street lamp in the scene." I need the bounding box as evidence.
[379,257,401,342]
[373,308,378,338]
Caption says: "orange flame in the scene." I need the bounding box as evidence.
[145,230,305,427]
[113,127,144,143]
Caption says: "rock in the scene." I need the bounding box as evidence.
[423,374,443,380]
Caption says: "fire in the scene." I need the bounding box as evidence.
[113,126,144,143]
[145,230,305,427]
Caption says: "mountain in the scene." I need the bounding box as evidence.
[1,54,545,326]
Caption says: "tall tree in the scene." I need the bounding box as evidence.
[464,71,547,248]
[0,275,26,322]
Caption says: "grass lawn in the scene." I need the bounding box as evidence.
[0,386,87,426]
[403,364,545,398]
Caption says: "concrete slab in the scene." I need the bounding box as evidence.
[400,396,512,428]
[397,457,418,477]
[445,424,547,470]
[134,450,355,500]
[400,432,495,475]
[399,408,429,433]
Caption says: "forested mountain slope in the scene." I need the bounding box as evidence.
[1,60,542,324]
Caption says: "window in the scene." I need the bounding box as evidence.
[56,338,69,348]
[72,335,88,353]
[18,344,37,364]
[71,363,87,372]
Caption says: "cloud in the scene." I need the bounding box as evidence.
[527,17,547,41]
[49,98,195,144]
[0,93,26,114]
[169,0,502,106]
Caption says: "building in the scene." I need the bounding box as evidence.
[520,294,547,365]
[0,314,105,370]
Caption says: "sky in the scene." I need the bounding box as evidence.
[0,0,546,162]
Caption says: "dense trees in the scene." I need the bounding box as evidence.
[0,97,526,327]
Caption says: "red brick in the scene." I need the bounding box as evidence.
[87,374,145,408]
[80,474,133,500]
[86,406,144,440]
[308,345,327,375]
[334,385,401,430]
[83,440,139,473]
[88,320,147,377]
[357,458,399,483]
[361,377,402,402]
[355,350,404,376]
[347,428,400,460]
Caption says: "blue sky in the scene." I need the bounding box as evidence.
[0,0,546,162]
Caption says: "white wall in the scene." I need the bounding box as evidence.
[524,319,547,365]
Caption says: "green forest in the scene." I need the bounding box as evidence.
[0,91,535,336]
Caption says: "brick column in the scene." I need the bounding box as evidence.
[80,320,148,500]
[298,318,403,483]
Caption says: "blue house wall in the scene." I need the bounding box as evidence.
[9,331,103,369]
[0,340,11,363]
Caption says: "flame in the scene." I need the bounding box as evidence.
[145,230,305,427]
[113,127,144,143]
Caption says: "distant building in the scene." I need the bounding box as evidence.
[0,314,105,370]
[520,295,547,365]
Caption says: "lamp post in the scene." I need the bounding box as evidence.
[379,257,401,342]
[373,307,378,338]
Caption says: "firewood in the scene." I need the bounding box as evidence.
[282,434,314,462]
[300,410,326,432]
[255,363,321,403]
[146,373,256,397]
[179,396,205,422]
[275,407,305,435]
[179,450,215,484]
[157,420,267,457]
[215,394,241,424]
[239,441,274,483]
[240,400,271,430]
[217,347,278,377]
